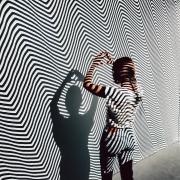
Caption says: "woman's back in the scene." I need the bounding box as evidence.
[105,85,143,128]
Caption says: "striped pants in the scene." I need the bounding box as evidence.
[100,126,135,180]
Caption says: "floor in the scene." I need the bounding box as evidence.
[113,143,180,180]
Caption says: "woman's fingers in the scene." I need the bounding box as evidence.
[96,51,107,57]
[96,51,104,57]
[107,59,114,64]
[93,51,114,65]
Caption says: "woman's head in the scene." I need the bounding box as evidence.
[112,57,136,84]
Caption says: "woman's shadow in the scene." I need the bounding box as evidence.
[50,70,98,180]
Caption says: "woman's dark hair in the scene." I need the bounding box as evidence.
[112,57,142,104]
[112,57,136,84]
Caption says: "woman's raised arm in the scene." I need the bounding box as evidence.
[83,51,113,97]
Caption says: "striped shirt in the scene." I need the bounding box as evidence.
[83,61,143,128]
[103,85,143,128]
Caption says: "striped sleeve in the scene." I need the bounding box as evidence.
[90,85,119,98]
[83,83,107,98]
[83,82,119,99]
[104,86,120,99]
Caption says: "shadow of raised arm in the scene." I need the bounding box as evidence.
[50,69,85,122]
[86,94,98,119]
[50,70,75,124]
[73,70,98,119]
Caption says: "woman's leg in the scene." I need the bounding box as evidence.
[119,155,134,180]
[117,128,135,180]
[100,129,115,180]
[117,142,134,179]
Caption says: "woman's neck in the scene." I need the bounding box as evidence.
[120,82,137,91]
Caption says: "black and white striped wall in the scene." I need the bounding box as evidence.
[1,0,180,179]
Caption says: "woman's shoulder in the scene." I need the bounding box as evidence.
[104,85,126,98]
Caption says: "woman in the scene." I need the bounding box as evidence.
[83,51,143,180]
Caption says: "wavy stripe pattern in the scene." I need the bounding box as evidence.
[174,0,180,143]
[0,0,180,179]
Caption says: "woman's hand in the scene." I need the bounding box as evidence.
[92,51,113,66]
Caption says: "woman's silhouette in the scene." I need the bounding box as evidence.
[50,70,98,180]
[83,51,143,180]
